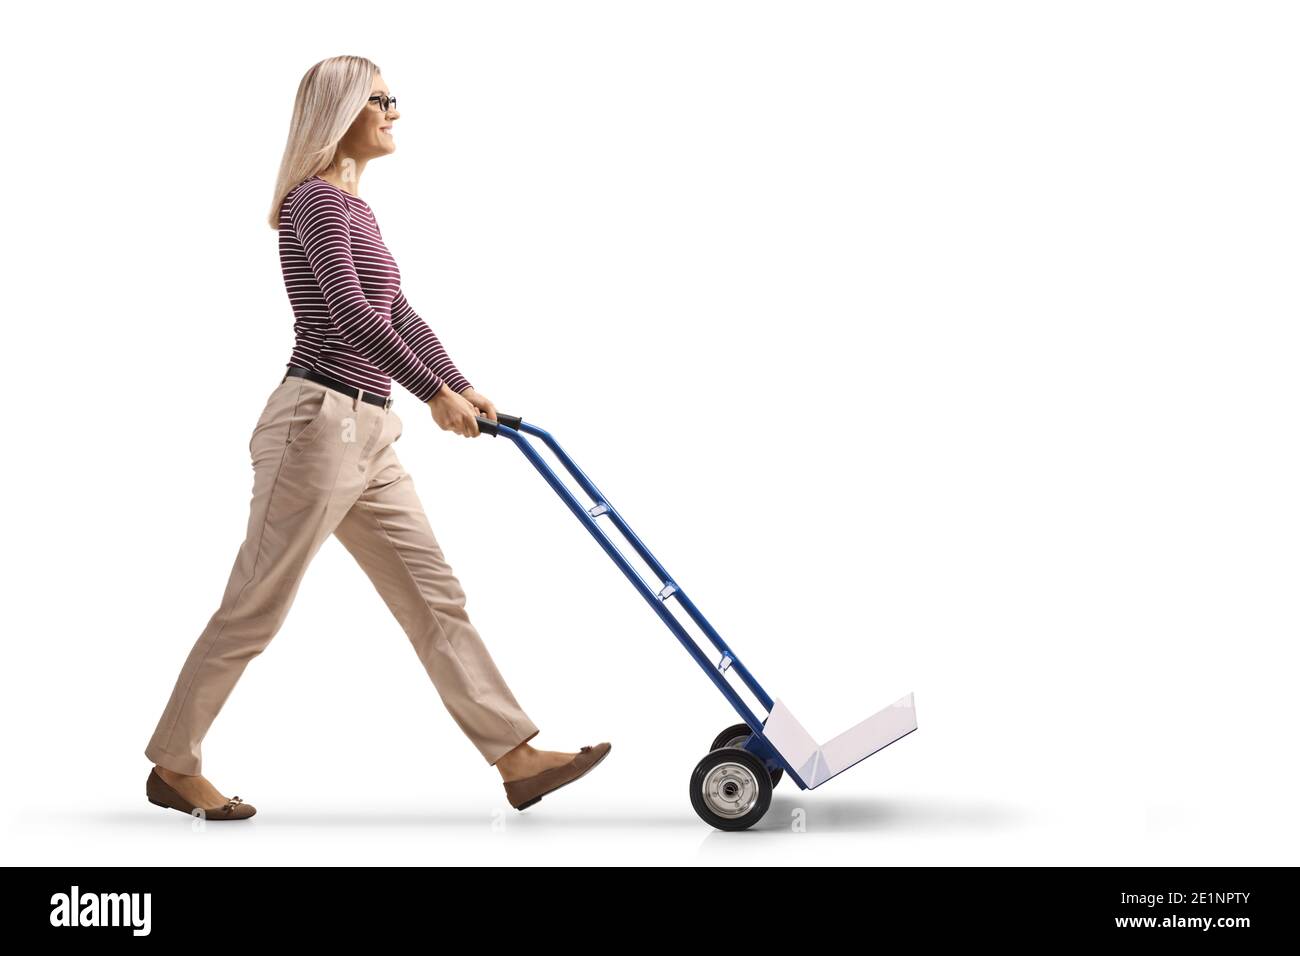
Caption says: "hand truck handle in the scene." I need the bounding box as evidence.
[474,412,523,436]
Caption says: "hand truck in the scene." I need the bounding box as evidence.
[475,412,918,830]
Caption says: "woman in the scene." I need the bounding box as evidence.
[143,55,610,820]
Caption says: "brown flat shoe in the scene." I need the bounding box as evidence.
[146,767,257,820]
[503,742,612,810]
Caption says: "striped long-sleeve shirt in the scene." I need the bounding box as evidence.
[278,175,472,402]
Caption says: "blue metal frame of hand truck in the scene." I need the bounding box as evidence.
[475,411,918,793]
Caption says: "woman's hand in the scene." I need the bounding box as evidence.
[427,385,482,437]
[459,387,498,424]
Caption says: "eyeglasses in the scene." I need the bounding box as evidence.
[367,94,397,113]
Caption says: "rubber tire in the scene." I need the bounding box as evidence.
[690,747,773,831]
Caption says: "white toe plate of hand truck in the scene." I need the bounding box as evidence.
[762,693,917,789]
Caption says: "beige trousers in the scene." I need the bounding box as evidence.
[144,373,540,775]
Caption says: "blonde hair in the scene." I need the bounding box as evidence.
[267,55,380,229]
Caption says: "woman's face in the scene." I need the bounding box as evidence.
[338,72,399,164]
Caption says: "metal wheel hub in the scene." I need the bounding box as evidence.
[701,761,760,818]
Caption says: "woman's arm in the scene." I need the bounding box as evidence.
[390,288,474,395]
[289,181,447,401]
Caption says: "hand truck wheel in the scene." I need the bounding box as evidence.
[710,722,784,789]
[690,747,773,831]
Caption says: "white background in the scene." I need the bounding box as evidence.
[2,0,1296,864]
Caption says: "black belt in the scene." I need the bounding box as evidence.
[282,365,394,410]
